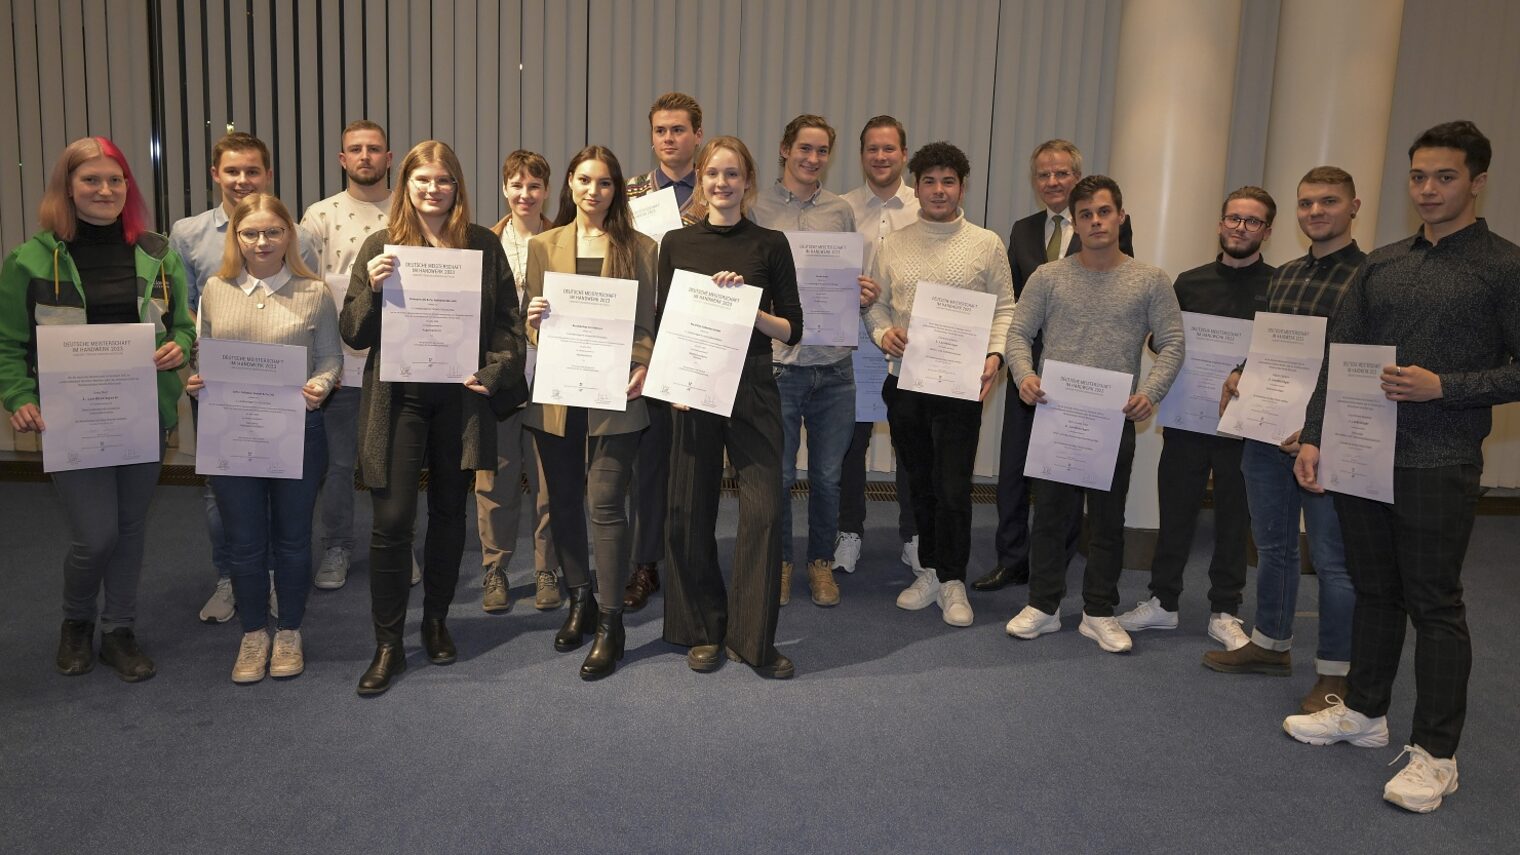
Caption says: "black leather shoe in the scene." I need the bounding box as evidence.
[554,587,599,652]
[727,645,795,679]
[98,628,155,682]
[357,643,407,696]
[421,618,457,665]
[56,619,95,676]
[580,608,625,681]
[971,562,1030,592]
[687,643,723,672]
[623,563,660,611]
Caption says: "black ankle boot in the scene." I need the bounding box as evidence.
[580,608,625,680]
[98,628,156,682]
[421,617,457,665]
[357,643,407,696]
[554,587,599,652]
[56,619,95,676]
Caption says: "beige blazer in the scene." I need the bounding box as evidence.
[521,222,657,437]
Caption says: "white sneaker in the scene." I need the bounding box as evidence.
[832,532,862,574]
[1116,597,1178,632]
[1282,698,1390,747]
[937,580,973,627]
[1383,745,1459,813]
[200,578,236,624]
[410,553,423,586]
[1208,612,1250,651]
[1079,613,1133,653]
[896,569,940,610]
[231,630,270,684]
[269,629,305,678]
[313,546,351,590]
[900,537,924,574]
[1006,605,1060,639]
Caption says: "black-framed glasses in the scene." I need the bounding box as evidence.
[1221,214,1267,232]
[236,226,287,243]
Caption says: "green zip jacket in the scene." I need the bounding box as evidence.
[0,229,196,429]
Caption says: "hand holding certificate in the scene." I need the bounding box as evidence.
[629,186,683,244]
[379,244,483,383]
[1219,312,1327,444]
[1319,343,1397,502]
[1024,360,1134,491]
[1157,312,1253,435]
[644,269,762,416]
[195,338,309,479]
[786,231,864,347]
[898,281,997,401]
[36,323,160,473]
[532,272,638,411]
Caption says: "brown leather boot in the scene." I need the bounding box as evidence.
[807,559,839,607]
[779,561,793,606]
[1300,674,1349,713]
[622,563,660,611]
[1201,640,1291,676]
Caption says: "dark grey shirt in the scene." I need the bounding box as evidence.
[1301,219,1520,468]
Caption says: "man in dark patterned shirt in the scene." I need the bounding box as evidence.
[1204,167,1365,716]
[1285,121,1520,814]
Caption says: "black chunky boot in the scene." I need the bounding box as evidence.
[56,619,95,676]
[579,607,625,680]
[421,617,457,665]
[98,628,156,682]
[553,586,598,652]
[357,643,407,696]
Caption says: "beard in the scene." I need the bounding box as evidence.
[347,167,387,187]
[1219,234,1262,259]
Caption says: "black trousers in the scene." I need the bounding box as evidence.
[996,369,1081,569]
[1336,464,1480,759]
[531,408,639,599]
[1027,420,1137,617]
[883,375,982,583]
[663,357,785,665]
[369,383,471,645]
[629,399,672,565]
[838,421,916,541]
[1150,428,1249,613]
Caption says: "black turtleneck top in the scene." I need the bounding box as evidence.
[68,219,139,325]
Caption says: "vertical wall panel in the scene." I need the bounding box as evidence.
[297,0,323,210]
[522,0,588,172]
[11,0,46,251]
[35,0,68,169]
[0,0,24,253]
[57,0,89,143]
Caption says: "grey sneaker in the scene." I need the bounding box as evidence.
[481,567,511,614]
[200,578,235,624]
[313,546,350,590]
[269,629,304,678]
[534,569,563,610]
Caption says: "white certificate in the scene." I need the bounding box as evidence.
[898,281,997,401]
[1219,312,1327,444]
[1157,312,1253,435]
[786,231,863,347]
[644,268,762,416]
[532,272,637,411]
[379,244,483,383]
[1024,360,1133,491]
[852,318,889,422]
[36,323,160,473]
[1321,343,1397,503]
[323,273,368,390]
[196,338,309,479]
[630,185,683,244]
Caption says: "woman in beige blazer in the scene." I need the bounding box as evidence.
[523,145,657,680]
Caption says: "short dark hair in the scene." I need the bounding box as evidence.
[779,114,836,170]
[908,142,970,183]
[212,132,270,170]
[502,149,551,185]
[648,92,703,134]
[1223,185,1277,225]
[1299,166,1356,199]
[1409,120,1491,177]
[341,119,388,148]
[1070,174,1122,214]
[859,115,906,152]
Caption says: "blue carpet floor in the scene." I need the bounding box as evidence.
[1,481,1516,853]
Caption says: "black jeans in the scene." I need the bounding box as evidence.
[368,383,471,645]
[663,356,785,666]
[1149,428,1249,613]
[1336,464,1480,759]
[531,408,639,598]
[1027,420,1137,617]
[629,399,672,565]
[996,369,1081,569]
[838,420,916,541]
[883,375,983,583]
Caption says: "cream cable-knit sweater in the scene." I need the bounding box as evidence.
[863,211,1016,376]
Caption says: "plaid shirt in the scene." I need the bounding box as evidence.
[1266,240,1366,318]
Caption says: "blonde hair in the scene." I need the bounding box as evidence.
[216,193,317,281]
[389,141,472,249]
[691,136,759,218]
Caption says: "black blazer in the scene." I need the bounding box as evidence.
[1007,209,1135,299]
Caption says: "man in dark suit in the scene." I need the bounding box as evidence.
[973,139,1133,592]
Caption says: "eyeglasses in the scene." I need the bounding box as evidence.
[1221,214,1268,232]
[236,226,287,244]
[409,175,458,191]
[1035,170,1075,183]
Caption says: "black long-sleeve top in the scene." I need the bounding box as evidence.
[68,220,140,325]
[655,216,804,357]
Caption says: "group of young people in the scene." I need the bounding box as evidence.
[1,89,1513,813]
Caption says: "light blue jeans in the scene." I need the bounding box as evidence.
[776,357,856,565]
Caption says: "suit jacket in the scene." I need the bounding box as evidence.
[521,223,658,437]
[1007,209,1135,299]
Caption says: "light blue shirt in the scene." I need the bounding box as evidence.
[169,204,317,310]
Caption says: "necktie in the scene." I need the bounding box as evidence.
[1046,214,1064,262]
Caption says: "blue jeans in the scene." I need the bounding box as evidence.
[1240,439,1354,671]
[776,357,856,564]
[209,410,328,633]
[317,385,361,550]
